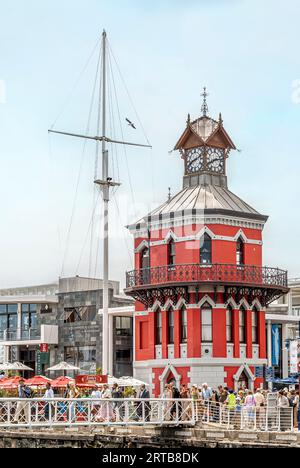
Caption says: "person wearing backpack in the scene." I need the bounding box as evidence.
[13,378,32,424]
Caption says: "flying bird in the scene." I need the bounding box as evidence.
[126,118,136,129]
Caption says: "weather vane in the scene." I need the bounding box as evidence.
[201,87,209,117]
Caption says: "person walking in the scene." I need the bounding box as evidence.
[225,390,236,426]
[99,384,114,422]
[161,384,172,421]
[244,390,256,428]
[201,383,213,423]
[288,390,299,429]
[91,385,102,421]
[13,379,32,424]
[138,384,151,422]
[170,382,181,420]
[254,389,266,429]
[180,384,190,421]
[67,382,79,422]
[112,383,124,421]
[43,382,54,421]
[190,385,200,422]
[278,390,291,432]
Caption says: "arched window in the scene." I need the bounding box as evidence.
[236,237,244,266]
[141,247,150,269]
[180,306,187,343]
[200,233,212,265]
[168,239,176,266]
[226,305,233,343]
[140,247,150,284]
[156,308,162,345]
[168,308,174,344]
[252,306,259,344]
[201,303,212,343]
[239,306,246,344]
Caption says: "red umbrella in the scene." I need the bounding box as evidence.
[51,376,74,389]
[0,376,23,389]
[25,376,52,387]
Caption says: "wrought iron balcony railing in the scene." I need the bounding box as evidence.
[126,264,288,290]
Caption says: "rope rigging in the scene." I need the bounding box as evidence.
[50,33,151,280]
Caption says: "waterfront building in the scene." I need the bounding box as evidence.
[125,95,289,394]
[266,279,300,381]
[0,276,133,377]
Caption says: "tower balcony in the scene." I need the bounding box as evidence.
[125,263,289,307]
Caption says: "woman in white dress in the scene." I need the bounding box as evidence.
[99,385,114,422]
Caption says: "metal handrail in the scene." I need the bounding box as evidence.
[0,398,196,428]
[126,263,288,289]
[2,328,40,342]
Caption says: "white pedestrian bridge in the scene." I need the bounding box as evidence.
[0,398,295,432]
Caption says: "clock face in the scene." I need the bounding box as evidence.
[206,147,225,174]
[186,147,205,173]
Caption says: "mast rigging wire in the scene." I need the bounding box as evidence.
[61,45,101,278]
[50,38,101,131]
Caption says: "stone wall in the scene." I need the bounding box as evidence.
[0,427,298,449]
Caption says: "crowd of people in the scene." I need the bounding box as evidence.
[161,383,299,430]
[10,379,151,424]
[3,378,300,431]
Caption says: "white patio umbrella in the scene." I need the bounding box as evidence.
[115,376,150,387]
[0,362,34,371]
[46,362,82,373]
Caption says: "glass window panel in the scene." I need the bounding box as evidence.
[239,309,246,343]
[78,346,96,364]
[236,238,244,265]
[22,304,29,312]
[116,349,131,361]
[252,310,258,344]
[30,313,38,329]
[202,309,212,325]
[168,309,174,344]
[7,304,17,314]
[226,308,233,343]
[22,313,30,329]
[168,241,176,266]
[65,347,77,364]
[156,310,162,345]
[201,306,212,342]
[116,317,132,336]
[0,315,7,331]
[29,304,37,312]
[8,314,17,330]
[181,308,187,343]
[200,234,212,265]
[0,305,6,314]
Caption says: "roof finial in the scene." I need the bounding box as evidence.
[201,87,209,117]
[219,112,223,125]
[168,187,172,202]
[186,113,191,126]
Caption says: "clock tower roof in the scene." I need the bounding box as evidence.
[127,90,268,233]
[174,115,236,152]
[174,89,237,190]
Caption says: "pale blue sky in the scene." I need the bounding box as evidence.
[0,0,299,288]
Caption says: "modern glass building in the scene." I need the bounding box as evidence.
[0,277,134,378]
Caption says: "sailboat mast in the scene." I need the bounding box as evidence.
[48,30,152,377]
[101,30,110,376]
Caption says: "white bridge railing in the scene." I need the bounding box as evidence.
[195,401,294,432]
[0,398,295,432]
[0,398,196,428]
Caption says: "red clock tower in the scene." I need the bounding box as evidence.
[125,91,288,395]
